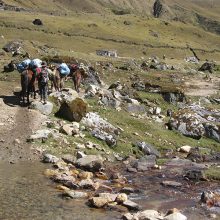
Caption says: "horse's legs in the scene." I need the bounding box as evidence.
[33,84,36,99]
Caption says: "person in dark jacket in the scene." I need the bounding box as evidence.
[38,61,49,104]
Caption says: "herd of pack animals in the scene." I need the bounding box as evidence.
[19,61,87,105]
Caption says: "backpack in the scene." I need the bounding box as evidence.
[39,68,49,84]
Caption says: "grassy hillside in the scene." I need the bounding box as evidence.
[0,0,220,62]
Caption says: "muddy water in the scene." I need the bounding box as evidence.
[0,161,120,220]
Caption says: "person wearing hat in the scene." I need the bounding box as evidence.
[38,61,49,104]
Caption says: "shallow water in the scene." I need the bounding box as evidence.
[0,161,120,220]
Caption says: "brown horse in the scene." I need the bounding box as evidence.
[20,69,37,105]
[73,68,86,93]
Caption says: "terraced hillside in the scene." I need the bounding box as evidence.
[0,0,219,60]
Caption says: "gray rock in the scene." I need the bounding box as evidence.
[52,173,76,184]
[30,101,53,115]
[42,153,59,163]
[122,200,141,211]
[49,88,79,103]
[63,190,88,199]
[76,155,104,172]
[76,151,87,159]
[184,169,206,180]
[162,92,186,105]
[62,154,76,164]
[134,210,163,219]
[78,179,95,189]
[27,129,52,141]
[133,155,156,171]
[122,213,134,220]
[169,105,220,143]
[136,142,161,158]
[204,123,220,143]
[120,187,135,194]
[98,193,118,202]
[164,212,187,220]
[161,181,182,187]
[82,112,119,146]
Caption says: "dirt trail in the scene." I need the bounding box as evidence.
[0,81,45,163]
[184,75,220,97]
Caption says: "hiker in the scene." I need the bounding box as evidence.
[37,61,49,104]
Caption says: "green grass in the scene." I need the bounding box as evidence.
[0,9,220,61]
[205,166,220,181]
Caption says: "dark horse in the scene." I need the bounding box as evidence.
[20,69,37,105]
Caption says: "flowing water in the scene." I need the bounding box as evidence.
[0,161,120,220]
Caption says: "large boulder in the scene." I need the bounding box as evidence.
[162,92,186,105]
[169,105,220,142]
[56,98,87,122]
[81,112,119,146]
[49,88,79,104]
[76,155,104,172]
[30,101,53,116]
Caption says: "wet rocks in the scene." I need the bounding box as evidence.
[89,197,110,208]
[30,101,53,116]
[132,155,157,171]
[116,193,128,204]
[123,210,163,220]
[56,98,87,122]
[161,181,182,187]
[135,142,161,158]
[123,209,187,220]
[63,190,88,199]
[184,169,206,181]
[122,200,141,211]
[76,155,104,172]
[164,212,187,220]
[201,191,220,207]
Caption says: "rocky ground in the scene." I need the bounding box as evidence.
[0,56,220,220]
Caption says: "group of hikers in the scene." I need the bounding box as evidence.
[18,59,86,105]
